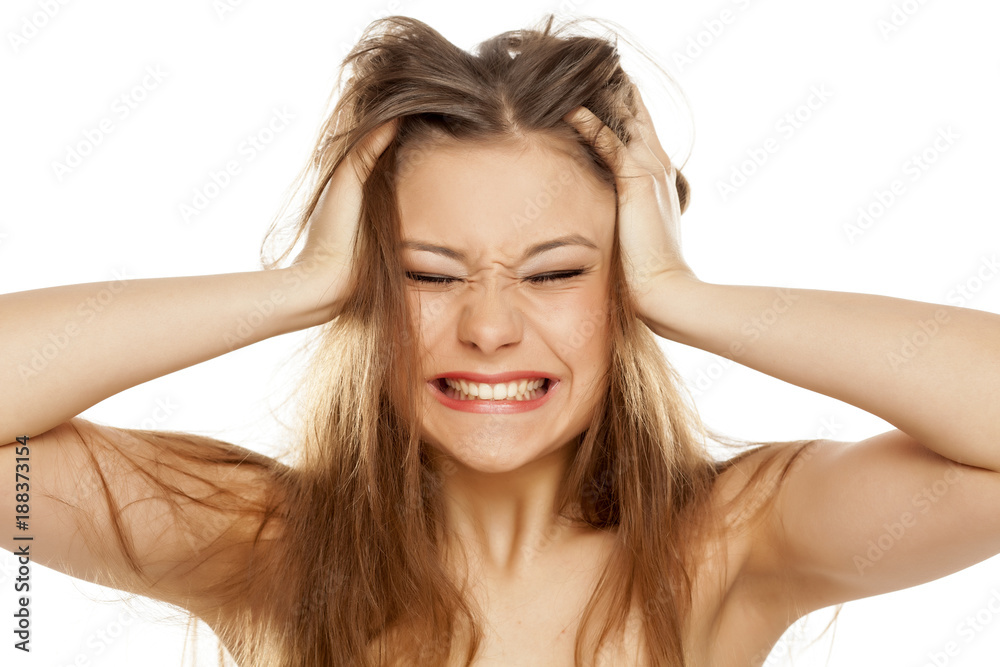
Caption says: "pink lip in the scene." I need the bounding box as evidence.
[427,376,559,414]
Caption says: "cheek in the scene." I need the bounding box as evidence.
[410,292,454,335]
[549,293,610,355]
[407,292,459,366]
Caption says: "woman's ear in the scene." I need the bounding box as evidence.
[675,168,690,215]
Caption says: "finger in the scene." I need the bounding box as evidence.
[627,86,675,173]
[629,89,661,151]
[350,117,401,180]
[316,118,399,230]
[563,106,624,168]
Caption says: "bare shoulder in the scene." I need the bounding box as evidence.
[702,438,814,578]
[684,441,817,663]
[0,418,289,622]
[719,430,1000,626]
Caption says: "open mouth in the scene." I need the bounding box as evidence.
[435,377,551,402]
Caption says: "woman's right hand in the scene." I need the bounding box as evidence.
[289,115,401,315]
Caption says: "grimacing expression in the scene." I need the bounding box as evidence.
[394,134,617,474]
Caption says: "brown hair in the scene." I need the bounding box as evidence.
[67,14,820,667]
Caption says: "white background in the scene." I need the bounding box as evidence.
[1,0,999,665]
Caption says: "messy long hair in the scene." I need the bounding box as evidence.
[71,13,822,667]
[244,14,816,666]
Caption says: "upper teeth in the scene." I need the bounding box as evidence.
[444,378,546,400]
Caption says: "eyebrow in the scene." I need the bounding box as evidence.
[400,233,599,262]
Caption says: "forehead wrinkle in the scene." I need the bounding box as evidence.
[400,233,599,265]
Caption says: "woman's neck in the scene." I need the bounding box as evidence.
[435,439,582,580]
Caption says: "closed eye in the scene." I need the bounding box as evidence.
[405,269,587,285]
[526,270,587,284]
[405,273,456,285]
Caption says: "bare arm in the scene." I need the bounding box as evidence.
[1,116,402,447]
[0,117,401,616]
[564,77,1000,626]
[646,276,1000,613]
[0,267,334,446]
[643,276,1000,472]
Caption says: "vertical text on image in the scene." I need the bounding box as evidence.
[12,435,33,652]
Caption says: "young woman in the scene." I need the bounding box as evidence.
[3,13,1000,667]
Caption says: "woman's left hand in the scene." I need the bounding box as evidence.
[563,85,698,318]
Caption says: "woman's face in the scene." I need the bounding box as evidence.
[395,134,617,474]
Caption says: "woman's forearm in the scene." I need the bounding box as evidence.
[641,276,1000,471]
[0,267,335,444]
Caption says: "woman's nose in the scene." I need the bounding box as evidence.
[456,287,523,354]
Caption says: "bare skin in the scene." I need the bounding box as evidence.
[395,135,615,579]
[3,87,1000,666]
